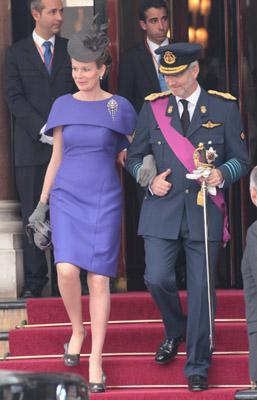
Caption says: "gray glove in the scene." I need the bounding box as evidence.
[137,154,157,187]
[29,201,49,224]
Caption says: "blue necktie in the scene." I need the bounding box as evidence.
[43,41,52,74]
[158,56,168,91]
[158,72,168,91]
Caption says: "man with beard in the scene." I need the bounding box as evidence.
[126,42,249,391]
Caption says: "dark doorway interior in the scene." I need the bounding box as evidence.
[11,0,34,42]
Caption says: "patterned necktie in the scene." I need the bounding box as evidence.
[180,99,190,134]
[43,41,52,74]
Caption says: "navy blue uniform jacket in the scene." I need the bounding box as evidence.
[126,88,250,241]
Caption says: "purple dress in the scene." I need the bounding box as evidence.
[44,94,137,277]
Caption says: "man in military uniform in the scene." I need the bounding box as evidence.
[126,42,249,391]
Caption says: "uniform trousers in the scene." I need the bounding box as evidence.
[249,333,257,382]
[143,209,220,377]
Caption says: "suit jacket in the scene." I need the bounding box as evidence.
[4,35,76,166]
[241,220,257,332]
[118,42,161,113]
[241,220,257,380]
[126,88,250,241]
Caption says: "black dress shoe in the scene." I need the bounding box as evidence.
[21,289,42,298]
[188,375,208,391]
[155,336,184,364]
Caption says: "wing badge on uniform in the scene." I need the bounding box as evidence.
[202,120,222,129]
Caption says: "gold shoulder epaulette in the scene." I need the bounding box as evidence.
[145,90,172,101]
[208,90,237,101]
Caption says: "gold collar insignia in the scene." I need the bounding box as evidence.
[167,105,173,114]
[200,105,207,114]
[202,120,222,129]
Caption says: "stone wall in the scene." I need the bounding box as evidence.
[0,2,23,299]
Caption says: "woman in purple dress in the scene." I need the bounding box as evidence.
[29,20,136,393]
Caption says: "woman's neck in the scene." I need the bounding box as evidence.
[75,88,110,101]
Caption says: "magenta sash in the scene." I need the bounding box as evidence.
[150,97,230,244]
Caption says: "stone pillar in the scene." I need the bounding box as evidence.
[0,202,23,298]
[0,2,23,299]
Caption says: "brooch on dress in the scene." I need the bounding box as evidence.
[107,98,118,120]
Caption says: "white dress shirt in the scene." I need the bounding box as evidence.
[32,30,55,61]
[33,31,55,145]
[176,84,201,121]
[147,37,169,75]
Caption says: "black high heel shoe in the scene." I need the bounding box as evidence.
[63,331,86,367]
[89,372,106,393]
[63,343,80,366]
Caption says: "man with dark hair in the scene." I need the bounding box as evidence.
[138,0,168,23]
[118,0,169,291]
[4,0,75,298]
[126,42,249,391]
[118,0,169,113]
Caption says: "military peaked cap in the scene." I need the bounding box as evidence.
[155,42,202,75]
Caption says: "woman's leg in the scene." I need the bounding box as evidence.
[87,272,110,383]
[57,262,85,354]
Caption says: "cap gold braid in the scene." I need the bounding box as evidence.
[159,64,188,75]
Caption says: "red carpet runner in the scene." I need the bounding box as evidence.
[0,290,250,399]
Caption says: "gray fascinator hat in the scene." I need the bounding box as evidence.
[67,16,110,63]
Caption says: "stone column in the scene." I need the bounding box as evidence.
[0,1,23,299]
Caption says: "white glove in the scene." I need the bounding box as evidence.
[39,124,53,145]
[137,154,157,187]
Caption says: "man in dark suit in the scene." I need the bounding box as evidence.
[126,43,249,391]
[118,0,169,113]
[118,0,169,290]
[4,0,75,298]
[235,167,257,400]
